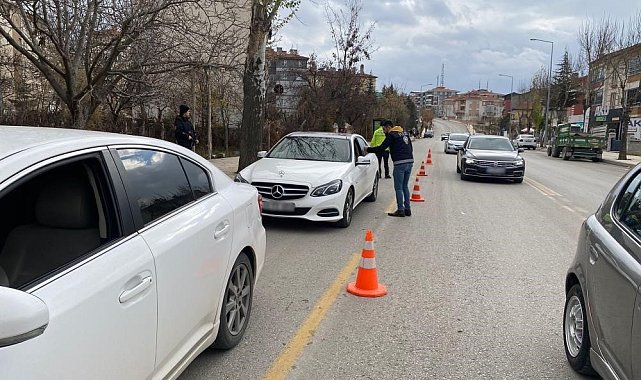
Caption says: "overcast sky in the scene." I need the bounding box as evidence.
[277,0,633,95]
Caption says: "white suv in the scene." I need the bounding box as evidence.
[514,134,537,149]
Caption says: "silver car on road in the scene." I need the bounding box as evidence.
[444,133,469,154]
[564,164,641,379]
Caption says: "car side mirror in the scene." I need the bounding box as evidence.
[0,287,49,348]
[356,156,371,166]
[257,151,267,159]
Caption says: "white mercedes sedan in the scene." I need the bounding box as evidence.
[234,132,379,228]
[0,126,265,380]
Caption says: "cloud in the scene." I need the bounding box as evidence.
[277,0,634,94]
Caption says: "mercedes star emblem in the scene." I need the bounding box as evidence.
[278,170,285,177]
[271,185,285,199]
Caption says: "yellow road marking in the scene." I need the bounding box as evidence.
[524,177,561,197]
[263,253,362,380]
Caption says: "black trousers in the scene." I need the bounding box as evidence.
[376,150,390,177]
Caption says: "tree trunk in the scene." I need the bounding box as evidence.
[238,3,269,172]
[619,112,629,160]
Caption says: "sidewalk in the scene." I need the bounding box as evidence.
[600,151,641,168]
[209,156,240,178]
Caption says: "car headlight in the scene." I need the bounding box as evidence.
[465,158,476,164]
[234,173,249,183]
[514,159,524,166]
[311,179,342,197]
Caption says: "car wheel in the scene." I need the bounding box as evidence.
[213,253,253,350]
[552,148,561,158]
[460,165,468,180]
[336,188,354,228]
[564,284,597,376]
[547,146,552,156]
[364,175,378,202]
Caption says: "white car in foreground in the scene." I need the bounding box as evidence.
[0,126,265,379]
[235,132,379,227]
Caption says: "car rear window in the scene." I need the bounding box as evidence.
[448,134,468,141]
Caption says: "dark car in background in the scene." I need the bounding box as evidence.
[563,164,641,379]
[456,135,525,183]
[441,133,450,141]
[424,129,434,138]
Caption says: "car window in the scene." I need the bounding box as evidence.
[117,149,194,225]
[0,156,120,289]
[267,136,351,162]
[355,137,368,154]
[448,134,468,141]
[619,183,641,237]
[615,173,641,219]
[468,138,514,151]
[180,158,213,199]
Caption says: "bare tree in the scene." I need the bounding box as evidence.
[238,0,300,171]
[578,12,641,159]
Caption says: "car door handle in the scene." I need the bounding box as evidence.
[589,244,605,265]
[214,221,230,240]
[119,276,152,304]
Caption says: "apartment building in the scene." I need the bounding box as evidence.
[410,86,458,116]
[266,47,309,115]
[588,43,641,142]
[443,89,504,126]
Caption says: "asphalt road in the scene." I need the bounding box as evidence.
[180,119,630,379]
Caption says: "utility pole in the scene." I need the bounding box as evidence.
[499,73,514,138]
[531,38,554,147]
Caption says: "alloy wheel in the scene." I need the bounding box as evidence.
[564,295,584,357]
[224,263,251,335]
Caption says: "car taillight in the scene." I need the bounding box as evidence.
[257,193,263,214]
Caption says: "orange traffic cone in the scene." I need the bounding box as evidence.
[426,149,433,165]
[347,230,387,298]
[410,177,425,202]
[417,161,428,176]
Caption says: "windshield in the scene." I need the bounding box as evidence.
[468,137,515,151]
[520,135,534,139]
[449,134,468,141]
[267,136,351,162]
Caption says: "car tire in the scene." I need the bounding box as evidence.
[547,146,552,156]
[460,165,468,181]
[552,148,561,158]
[364,176,378,202]
[213,252,254,350]
[336,188,354,228]
[563,284,597,376]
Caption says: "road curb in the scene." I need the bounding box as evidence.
[602,158,638,169]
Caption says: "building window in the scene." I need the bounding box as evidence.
[593,89,604,106]
[610,92,618,107]
[630,57,641,75]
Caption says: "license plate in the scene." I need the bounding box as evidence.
[486,167,506,175]
[263,200,295,212]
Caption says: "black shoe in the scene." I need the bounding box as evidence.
[404,209,411,216]
[387,210,405,217]
[385,174,392,179]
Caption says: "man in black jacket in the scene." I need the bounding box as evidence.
[174,105,197,150]
[367,120,414,217]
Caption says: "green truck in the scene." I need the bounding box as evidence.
[546,123,605,162]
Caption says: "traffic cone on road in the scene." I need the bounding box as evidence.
[426,149,433,165]
[410,177,425,202]
[417,161,428,176]
[347,230,387,298]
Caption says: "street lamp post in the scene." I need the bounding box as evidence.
[499,73,513,138]
[530,38,554,147]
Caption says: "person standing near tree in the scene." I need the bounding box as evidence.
[366,120,414,217]
[174,105,198,151]
[370,122,391,179]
